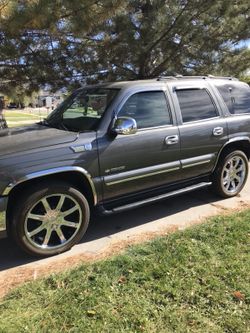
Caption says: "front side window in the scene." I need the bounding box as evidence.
[176,89,218,123]
[215,83,250,115]
[118,91,172,129]
[46,88,119,132]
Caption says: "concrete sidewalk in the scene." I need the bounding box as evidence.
[1,179,250,298]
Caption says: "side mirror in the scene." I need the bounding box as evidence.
[111,117,137,135]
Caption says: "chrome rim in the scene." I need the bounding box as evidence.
[222,156,246,194]
[24,194,82,250]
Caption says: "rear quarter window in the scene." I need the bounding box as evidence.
[215,82,250,115]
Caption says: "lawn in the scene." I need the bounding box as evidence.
[0,210,249,332]
[4,110,44,127]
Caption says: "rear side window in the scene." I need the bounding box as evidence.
[215,83,250,115]
[119,91,172,129]
[176,89,218,123]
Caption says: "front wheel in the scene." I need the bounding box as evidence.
[10,181,90,257]
[212,150,249,198]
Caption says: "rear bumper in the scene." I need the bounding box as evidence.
[0,196,8,212]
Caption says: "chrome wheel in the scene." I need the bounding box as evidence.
[222,155,246,194]
[24,194,83,250]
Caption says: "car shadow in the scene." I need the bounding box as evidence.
[0,187,222,271]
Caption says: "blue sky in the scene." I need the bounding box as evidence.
[236,39,250,49]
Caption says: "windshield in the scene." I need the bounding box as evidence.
[46,88,119,132]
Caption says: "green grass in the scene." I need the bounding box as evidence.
[0,210,249,333]
[5,111,40,118]
[4,111,42,127]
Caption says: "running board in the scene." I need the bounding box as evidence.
[97,182,212,216]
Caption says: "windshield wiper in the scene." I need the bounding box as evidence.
[39,119,69,131]
[39,119,50,126]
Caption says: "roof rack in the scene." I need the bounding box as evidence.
[156,76,178,81]
[206,74,238,81]
[156,75,238,81]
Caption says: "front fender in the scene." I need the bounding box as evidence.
[2,166,97,205]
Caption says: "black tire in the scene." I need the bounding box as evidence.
[212,150,249,198]
[10,181,90,257]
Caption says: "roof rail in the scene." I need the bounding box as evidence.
[206,75,239,81]
[156,75,239,81]
[156,76,178,81]
[157,75,207,81]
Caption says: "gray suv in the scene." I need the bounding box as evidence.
[1,76,250,256]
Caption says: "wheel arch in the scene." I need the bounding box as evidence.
[213,138,250,172]
[5,167,97,226]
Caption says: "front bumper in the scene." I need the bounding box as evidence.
[0,196,8,212]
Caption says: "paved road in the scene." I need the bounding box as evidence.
[1,179,250,297]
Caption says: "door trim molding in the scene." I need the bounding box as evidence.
[104,161,181,186]
[104,153,215,186]
[181,153,215,169]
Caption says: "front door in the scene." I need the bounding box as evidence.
[98,89,181,202]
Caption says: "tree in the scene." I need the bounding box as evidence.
[0,0,126,93]
[0,96,7,129]
[97,0,250,80]
[240,75,250,85]
[0,0,249,93]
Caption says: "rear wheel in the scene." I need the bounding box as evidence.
[212,150,249,198]
[10,181,90,257]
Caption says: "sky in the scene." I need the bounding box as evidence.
[236,38,250,49]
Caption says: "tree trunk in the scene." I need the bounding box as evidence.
[0,111,8,130]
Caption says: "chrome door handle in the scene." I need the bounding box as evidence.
[213,127,223,136]
[165,135,179,145]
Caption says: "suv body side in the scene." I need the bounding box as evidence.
[1,78,249,210]
[0,76,250,256]
[0,79,246,209]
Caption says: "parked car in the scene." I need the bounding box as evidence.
[0,76,250,256]
[7,102,18,109]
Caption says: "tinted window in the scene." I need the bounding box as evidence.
[119,91,171,128]
[215,83,250,114]
[176,89,218,122]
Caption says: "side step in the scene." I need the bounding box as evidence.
[97,182,212,216]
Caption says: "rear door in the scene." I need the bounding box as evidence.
[168,81,228,180]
